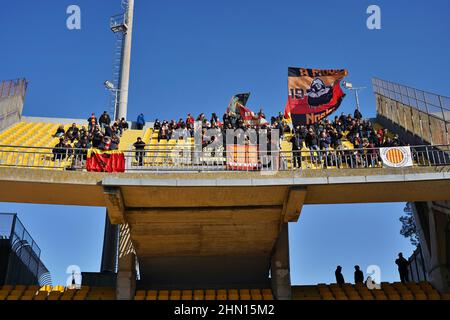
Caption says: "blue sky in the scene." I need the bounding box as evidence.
[1,0,449,286]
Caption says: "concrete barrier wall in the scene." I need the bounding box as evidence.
[376,94,450,146]
[0,96,24,132]
[0,79,27,133]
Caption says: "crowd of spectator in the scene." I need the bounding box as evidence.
[151,110,290,143]
[51,108,407,170]
[289,109,405,168]
[142,109,406,168]
[52,111,129,161]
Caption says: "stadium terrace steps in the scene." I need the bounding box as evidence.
[119,129,147,151]
[292,282,448,301]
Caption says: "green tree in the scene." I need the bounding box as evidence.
[400,202,420,247]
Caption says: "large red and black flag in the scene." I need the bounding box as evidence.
[286,67,348,126]
[86,149,125,173]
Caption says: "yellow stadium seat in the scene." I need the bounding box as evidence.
[217,289,227,300]
[239,289,251,300]
[135,290,146,297]
[47,291,62,301]
[146,290,158,300]
[250,289,263,300]
[181,290,193,300]
[262,289,274,301]
[426,292,441,300]
[193,290,204,301]
[228,289,239,300]
[158,290,169,300]
[205,289,216,301]
[440,293,450,300]
[413,292,428,300]
[170,290,181,300]
[34,291,49,300]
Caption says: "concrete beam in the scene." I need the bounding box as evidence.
[282,187,307,223]
[103,187,126,225]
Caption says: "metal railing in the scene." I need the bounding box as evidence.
[373,78,450,122]
[0,144,449,172]
[0,213,52,286]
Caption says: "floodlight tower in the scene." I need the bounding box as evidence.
[109,0,135,121]
[343,81,366,111]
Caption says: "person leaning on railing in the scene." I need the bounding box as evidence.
[290,131,303,169]
[52,137,73,161]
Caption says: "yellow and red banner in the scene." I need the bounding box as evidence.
[380,147,413,168]
[287,67,348,126]
[86,149,125,173]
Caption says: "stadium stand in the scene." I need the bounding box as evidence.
[0,107,412,172]
[1,283,449,300]
[134,288,273,301]
[0,285,117,300]
[0,119,153,169]
[292,282,450,301]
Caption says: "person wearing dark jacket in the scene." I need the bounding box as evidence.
[133,137,146,166]
[118,118,129,135]
[305,128,319,162]
[290,132,303,168]
[92,127,104,149]
[335,266,345,285]
[87,113,97,132]
[66,123,79,143]
[52,138,72,161]
[395,253,409,283]
[99,111,111,130]
[354,265,364,284]
[54,125,66,138]
[354,108,363,120]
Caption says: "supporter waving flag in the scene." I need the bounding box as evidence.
[287,67,348,126]
[227,93,268,126]
[238,103,269,127]
[86,149,125,173]
[227,93,250,114]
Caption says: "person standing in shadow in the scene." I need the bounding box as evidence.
[395,253,410,283]
[354,265,364,284]
[335,266,345,285]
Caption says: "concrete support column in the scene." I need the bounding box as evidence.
[412,201,450,292]
[100,211,119,273]
[116,224,137,300]
[271,223,291,300]
[116,251,136,300]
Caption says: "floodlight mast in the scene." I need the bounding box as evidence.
[343,81,366,111]
[110,0,134,121]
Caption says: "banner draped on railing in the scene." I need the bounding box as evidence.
[380,146,414,168]
[86,149,125,173]
[286,67,348,126]
[226,145,260,171]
